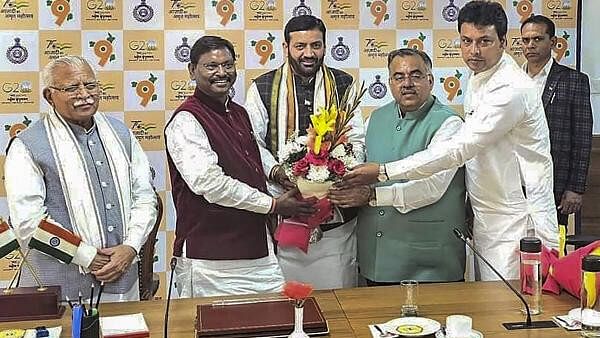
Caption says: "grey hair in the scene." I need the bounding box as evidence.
[41,55,95,88]
[387,48,433,74]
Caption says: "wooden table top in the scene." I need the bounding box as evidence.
[0,281,581,337]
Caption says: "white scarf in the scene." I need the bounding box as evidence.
[275,63,332,148]
[43,110,131,248]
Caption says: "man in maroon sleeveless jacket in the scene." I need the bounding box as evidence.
[165,36,315,297]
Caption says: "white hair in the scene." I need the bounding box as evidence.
[41,55,96,88]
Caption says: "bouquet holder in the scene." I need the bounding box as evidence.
[275,178,334,253]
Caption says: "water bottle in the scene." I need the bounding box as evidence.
[519,237,542,315]
[581,255,600,337]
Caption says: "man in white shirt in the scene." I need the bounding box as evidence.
[521,15,593,228]
[165,36,315,297]
[5,55,158,301]
[341,0,558,280]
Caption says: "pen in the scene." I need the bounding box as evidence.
[95,281,104,310]
[65,296,74,309]
[89,283,95,315]
[550,91,555,104]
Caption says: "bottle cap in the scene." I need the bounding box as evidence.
[520,237,541,253]
[582,255,600,272]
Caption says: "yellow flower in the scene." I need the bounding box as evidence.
[310,105,337,154]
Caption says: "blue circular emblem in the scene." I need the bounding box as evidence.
[133,0,154,22]
[6,37,28,65]
[175,37,191,63]
[368,75,387,99]
[442,0,459,22]
[293,0,312,17]
[331,37,350,62]
[49,236,60,247]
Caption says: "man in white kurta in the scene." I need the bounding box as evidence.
[245,15,365,289]
[341,1,557,281]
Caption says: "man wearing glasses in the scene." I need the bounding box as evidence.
[165,36,315,297]
[341,1,558,281]
[329,48,467,285]
[4,55,158,301]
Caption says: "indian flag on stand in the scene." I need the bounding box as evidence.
[29,219,81,264]
[0,221,19,259]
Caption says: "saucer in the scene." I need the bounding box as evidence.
[434,329,483,338]
[382,317,441,337]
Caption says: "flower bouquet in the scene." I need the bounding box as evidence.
[282,281,314,338]
[274,82,366,253]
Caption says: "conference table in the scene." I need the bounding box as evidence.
[0,281,580,337]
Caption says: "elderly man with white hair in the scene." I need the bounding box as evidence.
[4,55,157,301]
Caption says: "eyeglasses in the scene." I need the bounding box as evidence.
[49,81,100,95]
[391,73,429,84]
[202,62,235,72]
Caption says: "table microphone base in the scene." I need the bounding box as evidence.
[503,320,558,330]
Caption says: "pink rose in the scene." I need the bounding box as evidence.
[328,159,346,176]
[306,149,329,166]
[292,158,310,176]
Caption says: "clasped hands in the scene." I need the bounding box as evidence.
[89,244,137,283]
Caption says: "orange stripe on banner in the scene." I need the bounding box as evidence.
[0,221,9,233]
[39,219,82,246]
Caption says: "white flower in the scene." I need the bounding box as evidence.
[278,140,303,161]
[341,155,359,169]
[306,165,330,183]
[296,135,308,145]
[330,145,346,159]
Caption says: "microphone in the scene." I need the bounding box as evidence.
[453,228,557,330]
[164,257,178,338]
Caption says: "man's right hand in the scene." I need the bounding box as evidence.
[89,252,110,271]
[273,188,316,217]
[271,165,296,190]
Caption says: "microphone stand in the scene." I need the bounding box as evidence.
[164,257,178,338]
[453,228,557,330]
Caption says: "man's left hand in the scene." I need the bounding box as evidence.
[328,185,371,208]
[558,190,583,215]
[92,245,137,283]
[340,163,380,188]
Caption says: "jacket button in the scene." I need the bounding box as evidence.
[107,225,114,232]
[396,125,402,131]
[376,231,383,237]
[378,210,385,216]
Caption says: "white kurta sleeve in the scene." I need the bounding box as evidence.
[123,133,158,253]
[375,116,463,213]
[165,111,273,214]
[4,138,97,268]
[347,106,366,163]
[385,84,525,181]
[245,82,278,176]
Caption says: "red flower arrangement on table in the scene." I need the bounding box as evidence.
[283,281,314,338]
[274,82,366,253]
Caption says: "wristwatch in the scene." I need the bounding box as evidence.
[377,163,388,182]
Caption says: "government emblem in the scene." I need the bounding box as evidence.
[368,75,387,99]
[6,37,28,65]
[292,0,311,17]
[175,37,191,63]
[442,0,459,22]
[133,0,154,22]
[331,37,350,62]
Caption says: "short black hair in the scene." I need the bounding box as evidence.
[189,36,236,65]
[521,14,556,37]
[284,15,326,44]
[387,48,432,73]
[458,0,507,40]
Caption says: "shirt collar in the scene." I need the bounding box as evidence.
[522,56,554,78]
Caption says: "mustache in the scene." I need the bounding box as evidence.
[73,97,96,107]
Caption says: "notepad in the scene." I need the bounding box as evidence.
[99,313,149,338]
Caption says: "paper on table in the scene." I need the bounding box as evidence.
[100,313,149,337]
[22,326,61,338]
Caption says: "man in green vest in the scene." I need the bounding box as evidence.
[329,48,467,285]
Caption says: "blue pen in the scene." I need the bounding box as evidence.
[72,304,84,338]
